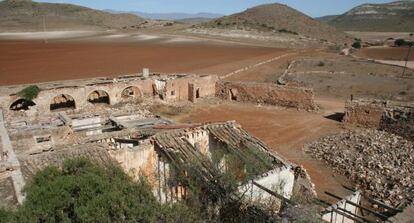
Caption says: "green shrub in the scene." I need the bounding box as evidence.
[395,38,406,47]
[17,85,40,100]
[352,41,361,49]
[0,158,203,223]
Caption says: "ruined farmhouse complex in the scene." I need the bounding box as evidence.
[0,69,413,222]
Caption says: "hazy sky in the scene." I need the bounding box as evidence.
[35,0,395,17]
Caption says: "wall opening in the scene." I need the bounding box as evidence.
[10,99,36,111]
[35,135,51,144]
[196,89,200,99]
[229,89,238,101]
[171,90,175,96]
[121,86,142,99]
[87,90,110,105]
[50,94,76,111]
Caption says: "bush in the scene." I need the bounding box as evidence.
[0,159,202,223]
[395,38,406,47]
[278,28,298,35]
[17,85,40,100]
[352,41,361,49]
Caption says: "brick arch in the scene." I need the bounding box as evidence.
[121,86,143,100]
[87,90,110,105]
[50,94,76,111]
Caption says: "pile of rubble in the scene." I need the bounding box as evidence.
[306,129,414,206]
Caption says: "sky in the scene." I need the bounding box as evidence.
[34,0,396,17]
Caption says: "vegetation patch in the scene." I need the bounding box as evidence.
[278,28,298,35]
[0,159,201,223]
[17,85,41,101]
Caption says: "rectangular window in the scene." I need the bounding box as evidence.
[171,91,175,96]
[35,136,51,144]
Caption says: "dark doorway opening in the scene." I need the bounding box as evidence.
[10,99,36,111]
[196,89,200,99]
[88,90,110,105]
[50,94,76,111]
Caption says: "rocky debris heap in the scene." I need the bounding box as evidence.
[306,129,414,206]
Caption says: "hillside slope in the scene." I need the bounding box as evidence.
[199,3,350,44]
[0,0,147,31]
[323,1,414,32]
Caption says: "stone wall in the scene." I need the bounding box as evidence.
[344,100,414,140]
[215,81,317,110]
[0,74,218,116]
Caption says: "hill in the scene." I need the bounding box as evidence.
[107,11,223,21]
[0,0,147,31]
[320,1,414,32]
[199,3,350,44]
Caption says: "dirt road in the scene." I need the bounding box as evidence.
[173,98,352,201]
[0,40,289,86]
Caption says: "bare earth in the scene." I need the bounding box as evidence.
[172,98,352,201]
[355,47,414,61]
[0,40,289,85]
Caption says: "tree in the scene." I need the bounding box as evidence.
[0,159,201,223]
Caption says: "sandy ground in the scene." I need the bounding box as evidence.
[0,40,290,85]
[171,98,352,201]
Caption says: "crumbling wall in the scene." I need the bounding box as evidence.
[344,100,414,140]
[322,191,362,223]
[108,140,157,184]
[215,81,317,110]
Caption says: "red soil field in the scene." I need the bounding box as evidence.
[0,40,289,86]
[355,47,414,61]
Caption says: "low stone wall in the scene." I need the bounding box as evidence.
[215,81,317,110]
[344,99,414,140]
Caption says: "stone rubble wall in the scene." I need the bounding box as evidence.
[344,99,414,140]
[215,81,317,110]
[306,129,414,207]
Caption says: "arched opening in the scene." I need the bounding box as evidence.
[10,99,36,111]
[121,86,142,99]
[87,90,110,105]
[50,94,76,111]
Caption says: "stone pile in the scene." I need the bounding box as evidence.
[306,129,414,206]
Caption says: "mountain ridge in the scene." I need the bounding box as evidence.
[317,0,414,32]
[0,0,147,31]
[199,3,351,44]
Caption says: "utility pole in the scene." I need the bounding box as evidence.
[43,16,48,44]
[402,44,412,77]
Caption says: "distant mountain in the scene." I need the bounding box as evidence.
[200,3,350,44]
[0,0,147,32]
[315,15,339,23]
[319,1,414,32]
[106,10,224,21]
[176,17,215,24]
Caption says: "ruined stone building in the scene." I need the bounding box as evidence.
[0,72,316,211]
[344,99,414,140]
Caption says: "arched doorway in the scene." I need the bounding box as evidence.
[50,94,76,111]
[9,99,36,111]
[87,90,110,105]
[121,86,142,99]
